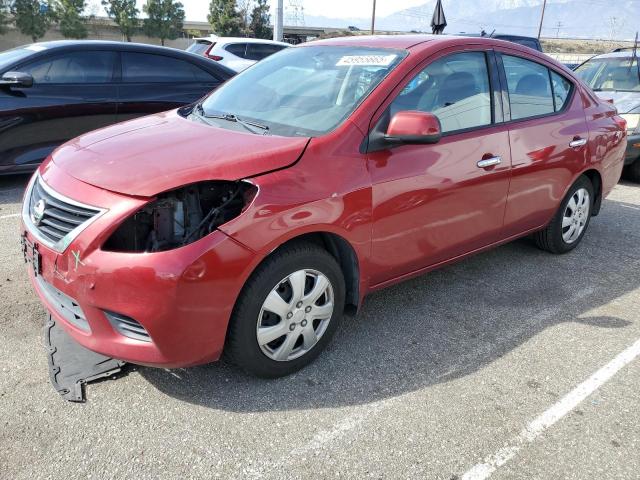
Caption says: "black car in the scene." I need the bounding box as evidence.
[0,41,235,174]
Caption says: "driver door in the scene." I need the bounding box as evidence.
[367,49,512,285]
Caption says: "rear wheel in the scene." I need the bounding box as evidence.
[534,176,594,254]
[225,242,345,378]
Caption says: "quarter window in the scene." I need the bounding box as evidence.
[122,53,214,83]
[22,51,116,84]
[551,71,573,111]
[245,44,287,61]
[502,55,554,120]
[390,51,492,134]
[225,43,248,58]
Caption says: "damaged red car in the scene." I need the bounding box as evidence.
[22,35,627,377]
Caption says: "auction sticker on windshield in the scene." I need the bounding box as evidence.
[336,54,397,66]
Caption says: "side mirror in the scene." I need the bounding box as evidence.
[0,71,34,88]
[385,111,442,145]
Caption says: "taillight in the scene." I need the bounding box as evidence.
[614,116,627,131]
[206,54,224,61]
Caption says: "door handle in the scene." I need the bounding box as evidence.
[477,156,502,168]
[569,138,587,148]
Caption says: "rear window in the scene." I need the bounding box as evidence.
[187,40,213,56]
[122,53,214,83]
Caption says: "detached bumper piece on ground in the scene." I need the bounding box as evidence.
[44,316,127,402]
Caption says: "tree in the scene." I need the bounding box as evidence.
[249,0,271,39]
[102,0,138,42]
[0,0,10,35]
[56,0,87,39]
[12,0,54,42]
[143,0,185,46]
[207,0,242,37]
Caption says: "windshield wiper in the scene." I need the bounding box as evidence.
[195,104,269,135]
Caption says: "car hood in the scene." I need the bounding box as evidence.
[51,110,310,197]
[595,91,640,114]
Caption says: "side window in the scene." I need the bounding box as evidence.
[22,51,115,84]
[502,55,554,120]
[551,71,573,111]
[390,51,492,134]
[225,43,248,58]
[122,53,214,83]
[246,44,286,61]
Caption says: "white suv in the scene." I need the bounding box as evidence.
[186,36,290,72]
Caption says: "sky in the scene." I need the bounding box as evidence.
[87,0,429,22]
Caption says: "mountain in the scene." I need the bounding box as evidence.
[304,0,640,40]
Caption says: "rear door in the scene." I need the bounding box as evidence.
[116,51,223,122]
[497,50,590,237]
[368,48,512,285]
[0,50,117,172]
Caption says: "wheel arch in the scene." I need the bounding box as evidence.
[267,232,361,315]
[581,168,603,216]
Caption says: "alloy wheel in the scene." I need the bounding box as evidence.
[562,187,591,244]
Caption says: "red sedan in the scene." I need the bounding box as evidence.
[21,35,627,377]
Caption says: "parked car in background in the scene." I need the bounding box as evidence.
[0,41,234,175]
[575,50,640,181]
[22,35,626,378]
[460,32,543,52]
[186,36,290,72]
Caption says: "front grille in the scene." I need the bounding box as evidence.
[104,311,151,342]
[36,276,90,332]
[28,177,101,247]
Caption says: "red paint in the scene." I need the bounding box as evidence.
[387,111,442,138]
[23,36,626,368]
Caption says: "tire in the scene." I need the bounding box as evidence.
[534,175,595,254]
[225,242,345,378]
[623,160,640,183]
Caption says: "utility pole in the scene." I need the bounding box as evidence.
[274,0,284,42]
[371,0,376,35]
[537,0,547,39]
[555,21,563,38]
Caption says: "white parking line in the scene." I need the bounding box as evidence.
[462,336,640,480]
[0,213,20,220]
[621,204,640,211]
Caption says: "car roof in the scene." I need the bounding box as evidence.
[193,37,290,47]
[302,34,540,52]
[20,40,193,54]
[587,51,636,60]
[6,40,236,78]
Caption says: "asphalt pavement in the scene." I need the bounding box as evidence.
[1,174,639,480]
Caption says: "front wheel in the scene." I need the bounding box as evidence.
[534,176,595,254]
[225,242,345,378]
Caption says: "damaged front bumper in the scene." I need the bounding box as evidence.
[45,316,126,402]
[23,165,258,370]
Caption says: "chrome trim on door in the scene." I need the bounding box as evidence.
[477,156,502,168]
[569,138,587,148]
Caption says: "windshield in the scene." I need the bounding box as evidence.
[575,56,640,92]
[199,45,406,137]
[0,47,36,71]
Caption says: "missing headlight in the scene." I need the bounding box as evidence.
[103,181,256,253]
